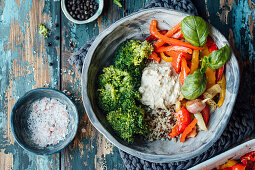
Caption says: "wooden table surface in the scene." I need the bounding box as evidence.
[0,0,254,169]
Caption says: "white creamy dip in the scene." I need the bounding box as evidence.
[139,62,181,110]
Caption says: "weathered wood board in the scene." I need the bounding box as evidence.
[0,0,254,169]
[0,0,61,169]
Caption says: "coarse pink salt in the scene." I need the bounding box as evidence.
[28,97,70,147]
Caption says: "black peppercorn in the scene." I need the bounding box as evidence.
[55,36,59,40]
[49,62,53,66]
[47,42,52,46]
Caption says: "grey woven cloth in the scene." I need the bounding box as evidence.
[68,0,254,169]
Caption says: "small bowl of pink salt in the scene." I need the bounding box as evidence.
[11,88,78,155]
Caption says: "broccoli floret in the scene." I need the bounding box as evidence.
[98,65,135,112]
[107,105,147,143]
[114,40,153,88]
[39,24,49,38]
[97,40,152,143]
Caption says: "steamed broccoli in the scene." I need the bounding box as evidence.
[97,40,153,142]
[114,40,153,88]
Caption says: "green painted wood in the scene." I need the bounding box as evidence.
[0,0,61,169]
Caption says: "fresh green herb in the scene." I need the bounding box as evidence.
[181,16,208,47]
[181,70,207,100]
[39,24,49,38]
[98,40,153,143]
[113,0,122,7]
[204,44,231,69]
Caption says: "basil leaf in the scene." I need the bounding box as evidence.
[206,44,231,69]
[181,16,208,47]
[181,70,207,100]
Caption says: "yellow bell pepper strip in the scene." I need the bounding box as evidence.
[155,45,193,54]
[205,67,216,89]
[160,52,172,62]
[180,118,197,142]
[200,46,210,58]
[153,22,181,48]
[150,20,205,50]
[217,74,226,107]
[148,52,161,63]
[190,50,199,73]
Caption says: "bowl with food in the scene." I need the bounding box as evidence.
[82,8,240,162]
[11,88,78,155]
[190,139,255,170]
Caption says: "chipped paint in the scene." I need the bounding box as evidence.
[0,0,60,169]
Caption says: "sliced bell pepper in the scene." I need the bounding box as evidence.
[160,52,172,62]
[241,151,255,165]
[231,163,246,170]
[187,126,197,138]
[201,104,210,125]
[206,36,218,53]
[146,30,168,42]
[169,107,191,138]
[217,74,226,107]
[218,160,238,170]
[148,52,161,62]
[205,67,216,89]
[216,65,225,82]
[154,22,181,48]
[172,30,183,39]
[155,45,193,54]
[179,58,190,85]
[170,51,183,73]
[180,118,197,142]
[165,51,191,61]
[150,20,204,50]
[200,46,210,58]
[190,50,199,73]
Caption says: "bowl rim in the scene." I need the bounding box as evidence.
[10,87,79,155]
[61,0,104,24]
[81,8,240,163]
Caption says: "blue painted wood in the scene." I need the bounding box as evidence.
[0,0,61,169]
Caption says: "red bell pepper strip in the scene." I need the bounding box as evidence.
[150,20,204,50]
[170,51,183,73]
[180,118,197,142]
[231,163,246,170]
[206,36,218,53]
[201,104,210,125]
[216,65,225,82]
[146,30,168,42]
[179,58,190,85]
[241,151,255,165]
[154,22,181,48]
[172,30,183,39]
[148,52,161,62]
[155,45,193,54]
[169,107,191,138]
[165,50,191,61]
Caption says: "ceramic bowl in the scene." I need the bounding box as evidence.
[81,8,240,163]
[11,88,78,155]
[190,139,255,170]
[61,0,104,24]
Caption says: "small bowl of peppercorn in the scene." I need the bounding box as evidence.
[61,0,103,24]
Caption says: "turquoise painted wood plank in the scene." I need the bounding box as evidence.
[0,0,61,169]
